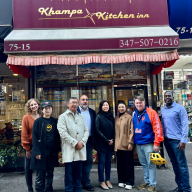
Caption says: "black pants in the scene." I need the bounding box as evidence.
[24,149,33,192]
[116,150,134,185]
[81,136,93,187]
[35,152,54,192]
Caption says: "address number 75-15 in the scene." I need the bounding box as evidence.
[9,44,30,51]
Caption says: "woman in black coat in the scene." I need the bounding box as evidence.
[95,100,115,190]
[30,102,60,192]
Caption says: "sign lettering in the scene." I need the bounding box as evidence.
[13,0,169,28]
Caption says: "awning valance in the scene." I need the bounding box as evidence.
[0,0,12,39]
[4,26,179,53]
[6,50,179,77]
[6,50,179,66]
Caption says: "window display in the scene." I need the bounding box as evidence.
[161,69,192,140]
[0,74,26,169]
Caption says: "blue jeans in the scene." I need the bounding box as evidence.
[136,144,157,187]
[97,146,112,182]
[164,139,191,192]
[81,137,93,187]
[65,161,82,192]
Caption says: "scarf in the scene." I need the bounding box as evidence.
[100,111,115,125]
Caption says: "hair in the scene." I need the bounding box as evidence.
[25,98,41,114]
[134,96,145,102]
[67,97,78,104]
[99,100,111,113]
[117,100,126,108]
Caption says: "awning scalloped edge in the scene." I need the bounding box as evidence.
[6,50,179,66]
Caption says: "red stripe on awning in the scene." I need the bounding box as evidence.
[6,50,179,66]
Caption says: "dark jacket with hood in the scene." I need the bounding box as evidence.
[30,116,60,170]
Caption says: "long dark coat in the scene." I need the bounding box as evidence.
[30,116,60,170]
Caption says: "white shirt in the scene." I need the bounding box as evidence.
[79,106,91,136]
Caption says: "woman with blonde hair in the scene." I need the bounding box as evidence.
[21,98,41,192]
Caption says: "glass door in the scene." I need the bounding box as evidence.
[114,86,148,165]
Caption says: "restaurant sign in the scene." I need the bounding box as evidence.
[13,0,169,29]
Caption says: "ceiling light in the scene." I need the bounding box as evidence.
[13,74,18,76]
[9,95,11,96]
[8,85,12,87]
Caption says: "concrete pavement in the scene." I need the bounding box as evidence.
[0,166,192,192]
[0,143,192,192]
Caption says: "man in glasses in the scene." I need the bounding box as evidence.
[57,97,89,192]
[77,95,96,191]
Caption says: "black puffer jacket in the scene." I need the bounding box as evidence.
[94,113,115,152]
[30,117,60,170]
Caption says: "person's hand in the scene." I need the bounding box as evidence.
[153,145,160,152]
[177,142,186,151]
[26,151,32,159]
[36,155,41,160]
[75,142,84,150]
[128,144,133,151]
[108,140,113,145]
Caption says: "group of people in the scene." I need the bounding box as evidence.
[21,92,191,192]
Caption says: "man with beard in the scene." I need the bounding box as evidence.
[161,91,191,192]
[77,95,96,191]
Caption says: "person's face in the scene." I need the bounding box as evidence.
[29,100,39,112]
[102,102,109,112]
[118,104,126,113]
[135,99,145,111]
[164,92,174,104]
[67,99,78,112]
[79,95,89,109]
[42,106,52,117]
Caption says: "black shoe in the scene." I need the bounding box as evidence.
[28,188,33,192]
[169,187,183,192]
[83,185,95,191]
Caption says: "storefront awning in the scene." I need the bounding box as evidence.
[6,49,179,76]
[0,0,12,39]
[4,26,179,53]
[6,50,179,66]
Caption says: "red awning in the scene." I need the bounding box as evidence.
[6,50,179,66]
[6,50,179,76]
[4,27,179,53]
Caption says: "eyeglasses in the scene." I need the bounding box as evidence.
[69,102,78,105]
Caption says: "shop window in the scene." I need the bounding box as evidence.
[36,63,148,166]
[113,62,147,84]
[0,72,25,169]
[161,69,192,141]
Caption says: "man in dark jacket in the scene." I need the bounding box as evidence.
[31,101,60,192]
[77,95,96,191]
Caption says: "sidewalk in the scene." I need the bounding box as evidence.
[0,166,192,192]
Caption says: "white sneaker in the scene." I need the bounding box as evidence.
[119,183,125,188]
[125,185,134,190]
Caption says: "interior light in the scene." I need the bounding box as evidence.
[13,74,18,76]
[8,85,12,87]
[9,95,11,96]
